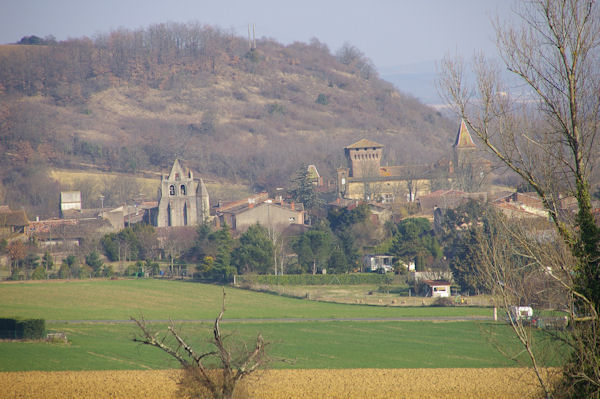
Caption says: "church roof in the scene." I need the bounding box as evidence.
[453,119,477,148]
[167,159,193,180]
[345,139,384,149]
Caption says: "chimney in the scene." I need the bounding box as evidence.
[291,201,295,210]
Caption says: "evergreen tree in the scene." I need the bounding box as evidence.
[390,218,441,268]
[292,228,333,274]
[85,250,104,277]
[232,224,274,274]
[289,164,320,211]
[193,223,237,282]
[31,265,46,280]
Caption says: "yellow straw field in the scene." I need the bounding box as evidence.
[1,368,556,398]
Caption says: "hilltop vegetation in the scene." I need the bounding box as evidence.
[0,23,454,217]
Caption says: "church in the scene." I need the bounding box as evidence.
[156,159,210,227]
[336,120,488,202]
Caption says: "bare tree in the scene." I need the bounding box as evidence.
[132,290,269,399]
[438,0,600,396]
[476,215,570,398]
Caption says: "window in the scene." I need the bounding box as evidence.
[180,185,186,195]
[169,185,175,196]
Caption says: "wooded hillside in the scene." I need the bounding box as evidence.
[0,23,455,217]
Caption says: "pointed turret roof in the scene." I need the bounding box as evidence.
[198,178,209,197]
[345,139,384,149]
[453,119,476,148]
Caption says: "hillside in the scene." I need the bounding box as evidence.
[0,24,455,217]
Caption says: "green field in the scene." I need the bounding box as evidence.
[0,280,567,371]
[0,321,566,372]
[0,279,491,320]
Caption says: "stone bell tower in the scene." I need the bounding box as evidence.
[157,159,210,227]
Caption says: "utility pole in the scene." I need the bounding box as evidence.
[248,24,256,51]
[248,24,251,50]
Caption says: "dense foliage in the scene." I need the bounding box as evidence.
[232,224,274,274]
[389,218,441,271]
[101,224,157,262]
[0,318,45,339]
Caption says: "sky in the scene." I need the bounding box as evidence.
[0,0,517,67]
[0,0,518,103]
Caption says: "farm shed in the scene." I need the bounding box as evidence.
[422,280,452,298]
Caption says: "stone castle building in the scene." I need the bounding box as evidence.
[337,120,488,202]
[156,159,210,227]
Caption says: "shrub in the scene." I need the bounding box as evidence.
[20,319,45,339]
[316,93,329,105]
[431,297,454,307]
[31,265,46,280]
[267,103,285,115]
[0,318,45,339]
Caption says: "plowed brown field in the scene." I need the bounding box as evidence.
[1,368,556,398]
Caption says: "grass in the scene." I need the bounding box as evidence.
[0,321,567,371]
[0,279,493,321]
[0,279,568,372]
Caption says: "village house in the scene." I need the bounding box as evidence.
[363,254,395,273]
[0,206,29,239]
[216,193,305,233]
[491,192,550,219]
[27,217,113,247]
[59,191,82,217]
[419,189,488,215]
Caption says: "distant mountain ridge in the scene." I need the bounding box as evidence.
[0,24,457,215]
[379,61,441,106]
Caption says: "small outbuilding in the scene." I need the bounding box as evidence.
[422,279,452,298]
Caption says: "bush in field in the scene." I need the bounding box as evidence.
[431,297,454,307]
[31,265,46,280]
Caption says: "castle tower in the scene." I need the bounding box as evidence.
[453,119,477,168]
[157,159,209,227]
[345,139,384,179]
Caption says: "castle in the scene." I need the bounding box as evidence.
[156,159,210,227]
[336,120,487,202]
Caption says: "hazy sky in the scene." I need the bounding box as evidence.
[1,0,516,68]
